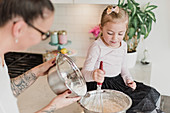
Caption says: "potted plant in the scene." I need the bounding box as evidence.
[118,0,157,68]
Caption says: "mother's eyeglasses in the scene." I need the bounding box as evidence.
[26,22,51,41]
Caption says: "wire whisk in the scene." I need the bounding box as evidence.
[93,61,104,112]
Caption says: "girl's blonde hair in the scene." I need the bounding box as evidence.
[101,5,129,27]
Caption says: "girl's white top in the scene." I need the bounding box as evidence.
[81,38,133,85]
[0,57,19,113]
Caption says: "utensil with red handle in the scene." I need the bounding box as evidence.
[97,61,103,89]
[83,61,104,98]
[97,61,103,113]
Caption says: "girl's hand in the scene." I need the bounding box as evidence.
[34,58,56,77]
[93,69,105,83]
[127,79,136,90]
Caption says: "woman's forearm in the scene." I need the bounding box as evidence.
[10,58,55,97]
[10,67,39,97]
[35,103,56,113]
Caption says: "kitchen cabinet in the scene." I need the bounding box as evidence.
[51,0,118,4]
[74,0,118,4]
[50,0,151,5]
[50,0,73,4]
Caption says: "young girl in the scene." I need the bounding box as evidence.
[81,5,161,113]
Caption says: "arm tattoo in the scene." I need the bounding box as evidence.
[37,105,56,113]
[11,70,37,97]
[41,109,55,113]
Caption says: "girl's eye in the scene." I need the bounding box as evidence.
[119,33,124,36]
[107,32,113,35]
[118,33,123,36]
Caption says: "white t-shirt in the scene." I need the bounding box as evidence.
[0,57,19,113]
[81,38,133,84]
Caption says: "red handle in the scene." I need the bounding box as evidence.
[99,61,103,70]
[97,61,103,85]
[97,83,103,85]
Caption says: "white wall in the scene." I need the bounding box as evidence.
[50,1,170,96]
[145,0,170,96]
[134,0,170,96]
[51,4,107,56]
[125,0,170,96]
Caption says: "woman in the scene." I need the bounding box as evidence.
[0,0,80,113]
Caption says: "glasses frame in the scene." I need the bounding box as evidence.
[26,22,51,41]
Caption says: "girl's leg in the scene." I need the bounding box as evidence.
[86,82,97,91]
[102,75,160,113]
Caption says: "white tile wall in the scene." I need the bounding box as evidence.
[50,4,107,57]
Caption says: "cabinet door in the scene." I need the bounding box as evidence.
[51,0,73,4]
[74,0,118,4]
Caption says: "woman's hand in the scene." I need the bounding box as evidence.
[34,57,56,77]
[127,79,136,90]
[93,69,105,83]
[36,90,81,113]
[50,90,81,110]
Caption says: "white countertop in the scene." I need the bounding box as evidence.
[17,57,151,113]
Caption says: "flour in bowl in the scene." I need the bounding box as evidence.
[80,90,132,113]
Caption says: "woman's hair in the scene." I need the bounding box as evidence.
[0,0,54,27]
[101,5,129,27]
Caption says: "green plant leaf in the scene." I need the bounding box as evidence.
[130,0,140,6]
[147,11,156,22]
[136,6,140,11]
[132,16,138,29]
[123,3,128,8]
[146,19,152,33]
[144,32,149,39]
[132,4,136,17]
[140,24,146,35]
[139,12,145,16]
[128,16,132,26]
[127,0,136,17]
[137,14,144,23]
[117,0,157,50]
[144,2,150,11]
[128,27,136,39]
[118,0,125,6]
[134,2,140,6]
[137,31,141,39]
[127,0,133,10]
[145,5,158,11]
[145,21,149,31]
[144,19,152,39]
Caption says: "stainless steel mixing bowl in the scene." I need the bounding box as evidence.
[47,53,87,97]
[79,89,132,113]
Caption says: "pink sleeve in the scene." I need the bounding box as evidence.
[121,44,133,85]
[81,43,100,82]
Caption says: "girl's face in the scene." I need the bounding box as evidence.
[101,21,127,48]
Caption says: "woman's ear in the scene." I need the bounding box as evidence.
[12,20,27,38]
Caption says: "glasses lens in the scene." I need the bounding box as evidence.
[42,31,51,40]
